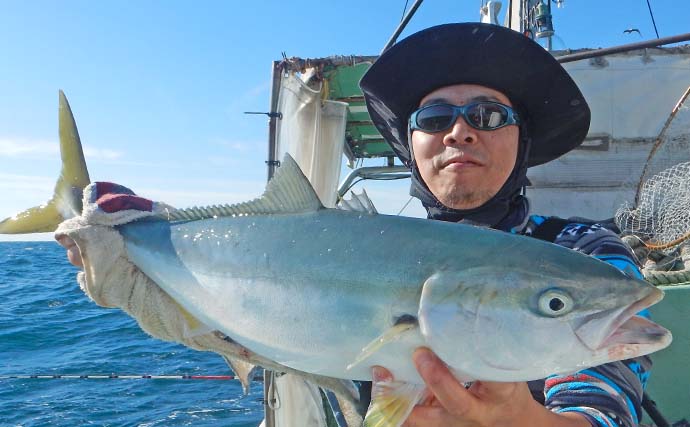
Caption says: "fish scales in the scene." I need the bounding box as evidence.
[1,92,672,427]
[117,207,657,384]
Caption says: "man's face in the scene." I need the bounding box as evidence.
[411,84,519,210]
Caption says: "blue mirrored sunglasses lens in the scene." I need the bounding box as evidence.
[415,105,456,132]
[414,103,512,131]
[466,103,510,129]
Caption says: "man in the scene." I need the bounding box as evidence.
[358,23,650,427]
[58,22,650,427]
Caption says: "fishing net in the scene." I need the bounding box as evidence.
[616,161,690,253]
[635,87,690,201]
[615,88,690,284]
[616,161,690,285]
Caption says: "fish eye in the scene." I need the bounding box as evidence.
[537,289,574,317]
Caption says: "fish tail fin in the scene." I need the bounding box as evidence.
[363,380,426,427]
[0,90,90,234]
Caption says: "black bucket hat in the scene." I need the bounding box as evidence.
[360,22,590,168]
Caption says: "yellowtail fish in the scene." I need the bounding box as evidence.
[0,92,672,427]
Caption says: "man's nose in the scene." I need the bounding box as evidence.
[442,116,477,146]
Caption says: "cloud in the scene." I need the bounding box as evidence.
[0,173,54,191]
[211,138,264,153]
[0,138,58,157]
[139,182,266,208]
[246,81,271,98]
[224,80,272,114]
[0,173,56,231]
[83,147,124,160]
[0,138,124,161]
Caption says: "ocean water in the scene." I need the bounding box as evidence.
[0,241,264,427]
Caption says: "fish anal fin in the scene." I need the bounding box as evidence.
[347,320,417,371]
[222,356,257,394]
[363,380,426,427]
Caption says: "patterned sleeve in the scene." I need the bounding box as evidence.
[543,222,652,427]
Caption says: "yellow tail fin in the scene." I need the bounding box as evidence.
[0,91,91,234]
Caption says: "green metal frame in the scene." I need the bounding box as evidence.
[323,62,397,161]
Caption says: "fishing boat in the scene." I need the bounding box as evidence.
[260,1,690,426]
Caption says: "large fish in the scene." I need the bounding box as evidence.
[1,92,672,427]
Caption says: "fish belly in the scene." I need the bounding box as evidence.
[118,212,427,381]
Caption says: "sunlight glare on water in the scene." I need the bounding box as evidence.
[0,242,264,426]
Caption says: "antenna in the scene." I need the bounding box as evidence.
[480,1,502,25]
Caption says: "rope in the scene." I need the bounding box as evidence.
[400,0,410,21]
[267,371,281,410]
[645,0,660,38]
[622,235,690,285]
[644,231,690,251]
[643,269,690,286]
[396,196,414,216]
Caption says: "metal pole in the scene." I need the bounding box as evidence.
[266,61,283,181]
[263,369,276,427]
[263,60,284,427]
[642,392,670,427]
[338,166,410,198]
[380,0,424,54]
[557,32,690,64]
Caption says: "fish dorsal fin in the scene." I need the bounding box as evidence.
[338,189,378,214]
[164,154,323,221]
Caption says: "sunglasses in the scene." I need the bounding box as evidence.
[409,101,520,133]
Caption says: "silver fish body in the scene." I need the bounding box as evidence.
[0,92,673,427]
[119,204,669,384]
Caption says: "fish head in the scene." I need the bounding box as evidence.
[418,260,671,381]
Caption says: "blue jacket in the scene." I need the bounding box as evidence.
[522,215,651,427]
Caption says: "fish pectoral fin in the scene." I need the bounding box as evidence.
[346,319,417,371]
[363,380,426,427]
[221,356,257,394]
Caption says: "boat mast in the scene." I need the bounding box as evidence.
[508,0,524,31]
[508,0,556,51]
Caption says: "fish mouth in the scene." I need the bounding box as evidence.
[599,313,672,360]
[575,286,672,356]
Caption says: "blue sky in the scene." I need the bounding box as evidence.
[1,0,687,241]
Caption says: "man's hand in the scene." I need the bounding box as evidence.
[373,348,592,427]
[56,235,84,268]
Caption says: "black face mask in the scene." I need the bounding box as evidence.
[409,134,532,230]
